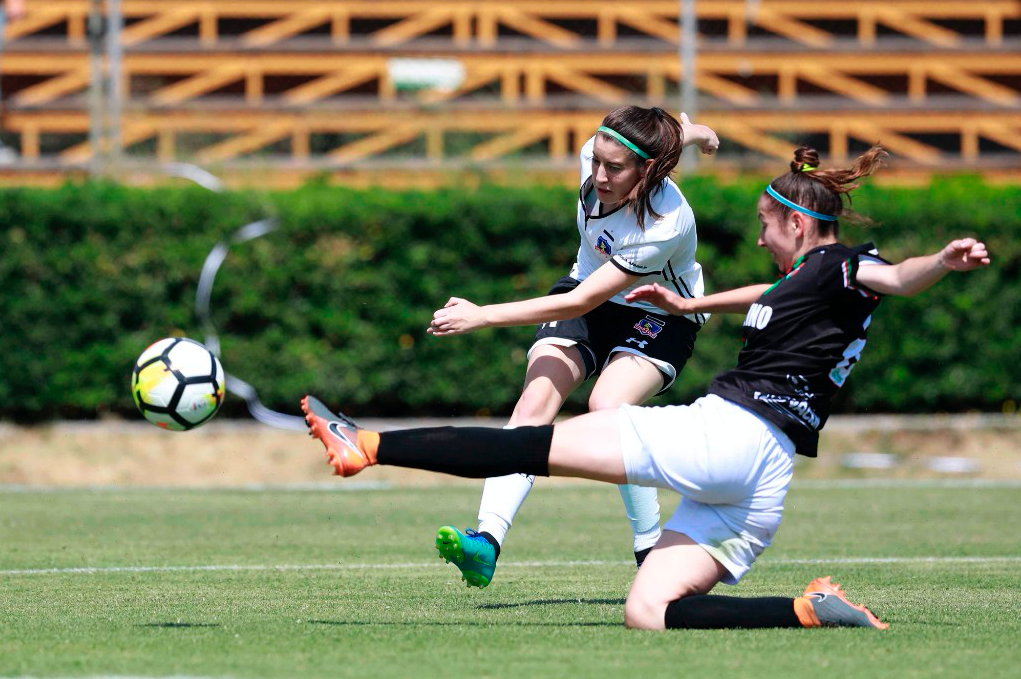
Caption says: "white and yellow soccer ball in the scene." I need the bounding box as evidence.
[131,337,226,431]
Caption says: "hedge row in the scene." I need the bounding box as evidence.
[1,176,1018,423]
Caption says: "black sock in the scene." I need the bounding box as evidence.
[478,531,501,560]
[664,595,801,629]
[375,425,553,478]
[634,547,652,567]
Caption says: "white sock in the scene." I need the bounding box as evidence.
[477,473,534,546]
[477,427,535,546]
[618,483,662,553]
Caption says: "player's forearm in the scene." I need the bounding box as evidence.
[482,293,596,328]
[861,252,948,296]
[689,284,771,313]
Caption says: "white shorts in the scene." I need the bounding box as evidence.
[618,394,796,584]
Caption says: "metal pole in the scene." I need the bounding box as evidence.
[105,0,123,174]
[680,0,698,173]
[87,0,105,176]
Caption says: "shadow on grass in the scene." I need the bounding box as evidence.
[138,622,222,628]
[476,598,625,610]
[308,620,619,627]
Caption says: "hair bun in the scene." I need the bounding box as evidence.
[791,146,820,173]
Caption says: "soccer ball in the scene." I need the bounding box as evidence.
[131,337,226,431]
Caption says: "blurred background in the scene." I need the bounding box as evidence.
[0,1,1019,483]
[1,0,1020,181]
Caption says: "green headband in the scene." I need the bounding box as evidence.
[597,126,651,160]
[801,164,818,172]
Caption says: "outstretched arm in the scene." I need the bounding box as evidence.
[625,282,770,315]
[428,261,637,336]
[856,238,990,296]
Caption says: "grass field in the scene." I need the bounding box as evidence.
[2,481,1019,678]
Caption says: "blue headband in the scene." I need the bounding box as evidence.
[765,185,838,221]
[597,126,651,160]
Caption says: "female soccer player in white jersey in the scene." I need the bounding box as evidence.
[301,145,990,629]
[423,105,720,588]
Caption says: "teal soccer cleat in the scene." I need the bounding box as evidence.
[435,526,497,588]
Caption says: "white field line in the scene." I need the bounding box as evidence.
[2,479,1020,493]
[3,556,1021,577]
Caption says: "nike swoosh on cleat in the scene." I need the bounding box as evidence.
[472,554,490,564]
[327,421,359,449]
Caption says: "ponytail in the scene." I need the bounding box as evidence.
[765,146,888,236]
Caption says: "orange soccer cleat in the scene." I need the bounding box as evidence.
[795,576,890,629]
[301,395,379,477]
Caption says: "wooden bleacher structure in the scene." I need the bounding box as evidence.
[3,0,1020,185]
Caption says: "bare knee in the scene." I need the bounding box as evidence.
[511,385,562,423]
[623,593,668,630]
[587,392,626,413]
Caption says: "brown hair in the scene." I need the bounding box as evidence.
[765,145,888,237]
[597,105,685,229]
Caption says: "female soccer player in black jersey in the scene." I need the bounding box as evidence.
[302,145,990,630]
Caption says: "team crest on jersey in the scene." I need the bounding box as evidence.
[595,236,612,256]
[634,316,665,338]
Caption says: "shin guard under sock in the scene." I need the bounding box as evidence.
[376,425,553,478]
[664,595,801,629]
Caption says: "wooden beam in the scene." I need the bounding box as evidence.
[616,9,680,44]
[5,10,71,40]
[495,7,581,48]
[978,122,1021,153]
[13,67,89,105]
[417,67,502,105]
[847,122,942,164]
[59,124,157,163]
[241,9,332,47]
[121,9,198,46]
[282,67,381,104]
[753,8,833,48]
[151,65,247,105]
[714,120,794,161]
[371,7,453,47]
[328,124,423,162]
[927,64,1019,106]
[874,8,960,47]
[544,66,628,104]
[470,124,550,161]
[196,122,294,162]
[797,65,889,105]
[692,71,758,106]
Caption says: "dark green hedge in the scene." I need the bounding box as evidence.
[2,176,1018,422]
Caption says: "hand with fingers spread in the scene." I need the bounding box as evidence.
[939,238,991,272]
[680,112,719,156]
[625,283,693,316]
[428,297,487,336]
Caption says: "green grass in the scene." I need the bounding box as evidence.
[1,482,1019,678]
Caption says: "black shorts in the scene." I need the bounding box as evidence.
[531,276,699,395]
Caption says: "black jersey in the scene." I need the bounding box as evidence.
[709,243,888,457]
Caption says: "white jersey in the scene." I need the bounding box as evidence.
[570,137,707,325]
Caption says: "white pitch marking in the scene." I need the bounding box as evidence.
[3,556,1020,577]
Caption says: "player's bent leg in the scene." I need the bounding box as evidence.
[478,343,585,544]
[589,354,667,565]
[623,530,728,630]
[444,343,585,586]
